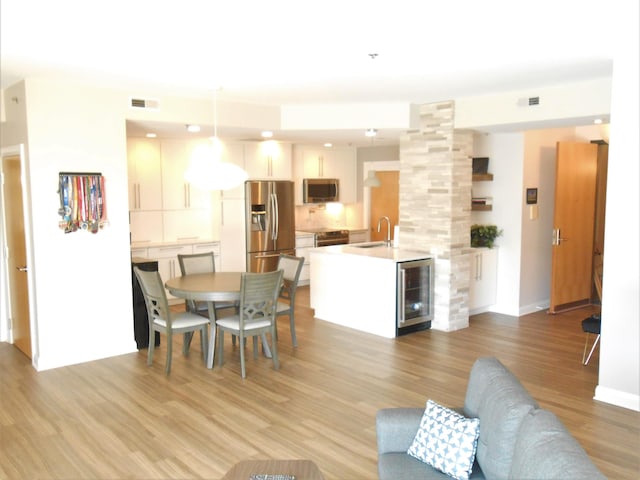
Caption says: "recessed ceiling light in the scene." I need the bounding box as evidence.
[365,129,377,137]
[261,131,273,138]
[186,124,201,133]
[594,118,603,124]
[324,143,333,148]
[146,133,157,138]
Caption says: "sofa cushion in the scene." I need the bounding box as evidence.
[407,400,481,480]
[464,357,538,480]
[379,453,459,480]
[509,409,606,479]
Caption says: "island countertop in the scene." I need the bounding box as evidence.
[312,242,431,262]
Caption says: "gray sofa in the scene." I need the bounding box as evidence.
[376,357,605,479]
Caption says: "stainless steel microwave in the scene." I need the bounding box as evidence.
[303,178,339,203]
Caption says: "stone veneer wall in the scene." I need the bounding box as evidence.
[398,101,473,331]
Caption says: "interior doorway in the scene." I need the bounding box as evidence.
[549,140,607,313]
[1,145,34,358]
[363,161,400,242]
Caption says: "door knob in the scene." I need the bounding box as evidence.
[17,265,28,272]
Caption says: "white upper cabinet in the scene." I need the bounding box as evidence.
[219,141,246,200]
[127,138,162,211]
[160,139,213,210]
[244,141,292,180]
[293,145,357,204]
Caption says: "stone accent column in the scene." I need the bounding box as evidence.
[398,101,473,331]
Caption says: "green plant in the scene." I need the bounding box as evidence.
[470,224,503,248]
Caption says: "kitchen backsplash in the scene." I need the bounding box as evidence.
[295,204,362,230]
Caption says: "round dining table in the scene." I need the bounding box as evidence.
[165,272,272,369]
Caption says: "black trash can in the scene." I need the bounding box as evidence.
[131,257,161,349]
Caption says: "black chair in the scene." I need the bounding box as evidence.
[581,314,601,365]
[582,265,603,365]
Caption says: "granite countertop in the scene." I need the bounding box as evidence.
[312,242,432,262]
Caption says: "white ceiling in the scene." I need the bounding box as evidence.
[1,0,616,145]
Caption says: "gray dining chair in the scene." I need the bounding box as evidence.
[275,254,305,347]
[215,269,284,378]
[133,266,209,375]
[177,251,237,317]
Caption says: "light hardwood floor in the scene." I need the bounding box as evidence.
[1,287,638,479]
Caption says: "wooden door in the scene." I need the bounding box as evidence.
[549,142,598,313]
[370,171,399,242]
[592,141,608,301]
[2,154,32,357]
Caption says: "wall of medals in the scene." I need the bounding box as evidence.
[57,172,109,233]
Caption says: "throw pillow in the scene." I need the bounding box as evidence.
[407,399,480,480]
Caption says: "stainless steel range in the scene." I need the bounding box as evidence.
[300,228,350,247]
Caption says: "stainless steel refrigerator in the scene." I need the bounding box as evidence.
[245,180,295,272]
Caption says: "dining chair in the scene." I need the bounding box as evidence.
[177,251,237,317]
[275,254,305,347]
[133,266,209,375]
[216,269,284,378]
[582,263,603,365]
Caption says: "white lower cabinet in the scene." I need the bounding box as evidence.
[295,233,315,286]
[147,245,193,301]
[469,247,498,314]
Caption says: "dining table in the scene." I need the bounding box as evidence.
[165,271,273,369]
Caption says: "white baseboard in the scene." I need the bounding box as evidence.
[594,385,640,412]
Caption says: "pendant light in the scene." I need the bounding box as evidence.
[364,170,381,187]
[184,88,248,190]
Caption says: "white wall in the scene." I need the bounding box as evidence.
[456,77,611,131]
[595,1,639,411]
[4,79,137,370]
[473,133,524,316]
[519,128,570,313]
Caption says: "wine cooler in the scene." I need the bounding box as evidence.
[396,258,434,335]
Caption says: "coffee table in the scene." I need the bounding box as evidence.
[222,459,324,480]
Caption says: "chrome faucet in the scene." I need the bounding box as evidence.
[377,216,391,245]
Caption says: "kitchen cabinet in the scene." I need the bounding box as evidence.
[160,139,213,210]
[218,141,247,271]
[349,229,368,244]
[310,244,432,338]
[147,244,193,301]
[295,232,315,285]
[219,141,246,199]
[127,138,162,211]
[244,141,292,180]
[293,145,357,204]
[162,209,214,244]
[220,197,246,271]
[469,247,498,314]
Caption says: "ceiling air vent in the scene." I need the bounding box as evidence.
[528,96,540,106]
[129,97,159,110]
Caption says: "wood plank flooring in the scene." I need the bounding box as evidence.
[1,287,638,479]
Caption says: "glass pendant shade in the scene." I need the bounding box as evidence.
[364,170,381,187]
[185,138,248,190]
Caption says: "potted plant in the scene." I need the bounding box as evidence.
[470,224,502,248]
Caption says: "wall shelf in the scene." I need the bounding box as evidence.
[472,204,493,211]
[472,173,494,181]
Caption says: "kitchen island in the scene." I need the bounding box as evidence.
[310,243,433,338]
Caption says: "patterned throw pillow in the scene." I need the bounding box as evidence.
[407,399,481,480]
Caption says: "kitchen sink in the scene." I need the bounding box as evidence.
[351,242,387,248]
